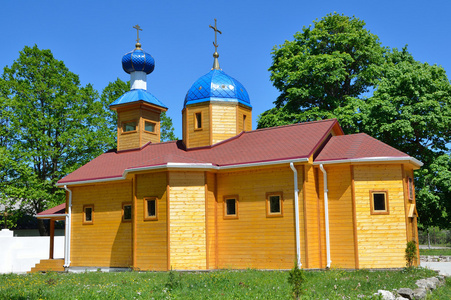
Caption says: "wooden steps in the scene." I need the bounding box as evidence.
[28,259,65,273]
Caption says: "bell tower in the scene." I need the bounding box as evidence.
[110,25,168,151]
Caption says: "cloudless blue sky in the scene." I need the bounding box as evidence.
[1,0,450,138]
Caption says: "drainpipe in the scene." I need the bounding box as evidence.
[290,162,302,268]
[319,164,331,268]
[63,185,72,267]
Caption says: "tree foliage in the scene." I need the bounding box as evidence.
[100,78,177,142]
[259,12,386,133]
[259,13,451,228]
[0,45,114,235]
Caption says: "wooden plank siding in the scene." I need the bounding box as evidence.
[211,103,237,144]
[135,172,168,271]
[168,172,207,270]
[323,165,356,268]
[185,105,211,148]
[303,165,321,268]
[216,166,303,269]
[70,182,132,267]
[140,108,161,145]
[236,105,252,134]
[353,164,407,268]
[206,172,217,269]
[117,109,141,151]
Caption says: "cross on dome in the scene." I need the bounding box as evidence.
[209,19,222,70]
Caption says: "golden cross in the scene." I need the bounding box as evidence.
[209,19,222,52]
[133,24,142,43]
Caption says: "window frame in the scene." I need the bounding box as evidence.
[407,177,414,200]
[143,197,158,221]
[143,119,157,134]
[242,114,247,131]
[83,204,94,225]
[121,119,138,134]
[266,192,284,217]
[370,190,389,215]
[122,202,132,222]
[194,112,203,130]
[223,195,239,219]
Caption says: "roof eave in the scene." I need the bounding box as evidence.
[313,156,423,168]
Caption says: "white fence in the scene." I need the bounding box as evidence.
[0,229,64,274]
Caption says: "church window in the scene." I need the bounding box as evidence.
[83,205,94,224]
[122,203,132,222]
[224,195,238,219]
[144,197,158,221]
[266,192,283,217]
[243,114,247,131]
[370,190,389,215]
[144,121,156,133]
[122,120,137,133]
[194,112,202,130]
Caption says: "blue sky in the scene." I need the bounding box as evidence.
[1,0,450,138]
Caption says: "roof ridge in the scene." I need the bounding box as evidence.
[249,118,338,134]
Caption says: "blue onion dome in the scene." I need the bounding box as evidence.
[184,69,251,108]
[122,43,155,74]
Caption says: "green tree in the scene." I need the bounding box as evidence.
[362,48,451,228]
[100,78,177,142]
[258,12,386,133]
[0,45,114,235]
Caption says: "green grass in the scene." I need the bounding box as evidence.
[420,249,451,256]
[0,268,445,299]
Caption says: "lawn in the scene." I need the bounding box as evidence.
[420,248,451,256]
[0,268,448,299]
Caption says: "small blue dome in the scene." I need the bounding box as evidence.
[122,48,155,74]
[184,69,251,108]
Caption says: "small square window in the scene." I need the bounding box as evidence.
[194,112,202,130]
[122,203,132,222]
[223,195,238,219]
[144,121,156,133]
[408,177,414,200]
[144,197,158,221]
[83,205,94,224]
[370,190,389,215]
[122,121,137,133]
[266,192,283,217]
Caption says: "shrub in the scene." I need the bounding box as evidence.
[287,261,305,299]
[405,240,417,268]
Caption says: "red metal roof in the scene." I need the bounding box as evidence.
[37,203,66,217]
[314,133,409,162]
[57,119,416,185]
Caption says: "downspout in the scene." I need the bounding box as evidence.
[63,185,72,267]
[290,162,301,268]
[319,164,331,268]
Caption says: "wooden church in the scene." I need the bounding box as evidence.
[46,25,421,271]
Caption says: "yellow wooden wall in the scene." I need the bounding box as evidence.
[70,181,132,267]
[211,103,237,144]
[206,172,217,269]
[216,166,303,269]
[135,172,168,271]
[303,165,322,268]
[184,105,211,148]
[353,164,407,268]
[237,105,252,133]
[168,171,207,270]
[324,165,356,268]
[117,109,141,151]
[140,108,161,145]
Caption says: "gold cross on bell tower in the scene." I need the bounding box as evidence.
[209,19,222,70]
[133,24,143,49]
